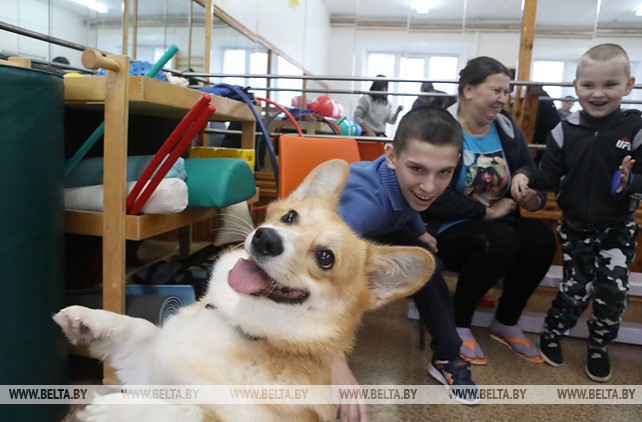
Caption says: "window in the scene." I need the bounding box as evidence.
[274,56,303,106]
[249,51,268,99]
[366,52,459,133]
[222,49,246,87]
[532,60,564,107]
[532,59,641,112]
[365,53,395,90]
[399,57,425,113]
[221,48,268,97]
[428,56,458,95]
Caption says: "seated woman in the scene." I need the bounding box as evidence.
[421,56,557,365]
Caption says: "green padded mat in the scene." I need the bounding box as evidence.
[0,64,67,421]
[184,158,256,207]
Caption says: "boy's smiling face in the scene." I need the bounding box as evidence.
[574,57,635,119]
[385,138,460,212]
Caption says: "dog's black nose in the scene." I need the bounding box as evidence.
[251,227,284,256]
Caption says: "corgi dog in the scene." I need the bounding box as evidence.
[54,159,434,422]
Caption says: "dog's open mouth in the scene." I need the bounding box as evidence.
[228,258,310,305]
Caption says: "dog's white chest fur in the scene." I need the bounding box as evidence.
[153,304,324,387]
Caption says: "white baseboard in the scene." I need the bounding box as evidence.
[471,307,642,346]
[409,266,642,346]
[529,265,642,296]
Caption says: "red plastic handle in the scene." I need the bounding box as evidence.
[127,95,215,215]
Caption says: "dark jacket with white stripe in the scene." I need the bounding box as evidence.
[422,104,544,233]
[522,108,642,232]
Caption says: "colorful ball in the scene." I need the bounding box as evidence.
[337,117,362,136]
[291,95,310,108]
[309,96,342,119]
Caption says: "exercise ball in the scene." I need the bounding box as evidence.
[337,117,362,136]
[291,95,310,108]
[309,96,342,119]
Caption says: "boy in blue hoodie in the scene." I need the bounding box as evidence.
[332,106,478,420]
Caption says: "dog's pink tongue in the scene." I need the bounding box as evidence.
[228,258,270,294]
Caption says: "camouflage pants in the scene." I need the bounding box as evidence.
[543,218,638,347]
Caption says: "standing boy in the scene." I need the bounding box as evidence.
[512,43,642,382]
[332,106,478,421]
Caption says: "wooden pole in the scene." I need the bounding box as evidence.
[132,0,138,59]
[122,0,129,55]
[204,0,213,79]
[514,0,537,134]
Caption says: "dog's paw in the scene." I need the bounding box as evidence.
[75,403,113,422]
[76,395,205,422]
[53,305,108,345]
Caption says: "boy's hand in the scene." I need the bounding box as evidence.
[515,188,542,211]
[510,173,542,211]
[418,232,438,252]
[331,353,369,422]
[484,198,516,220]
[615,155,636,193]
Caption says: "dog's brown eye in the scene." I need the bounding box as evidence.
[315,249,335,270]
[281,210,298,224]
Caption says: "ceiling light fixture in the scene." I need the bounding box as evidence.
[71,0,108,14]
[410,0,431,15]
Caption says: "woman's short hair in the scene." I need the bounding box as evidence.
[457,56,511,98]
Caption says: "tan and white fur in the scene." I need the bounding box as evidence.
[54,159,435,422]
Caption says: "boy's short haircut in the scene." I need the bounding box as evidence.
[577,43,631,76]
[392,105,463,153]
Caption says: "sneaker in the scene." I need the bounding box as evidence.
[407,302,420,320]
[539,337,563,367]
[586,348,611,382]
[428,357,480,405]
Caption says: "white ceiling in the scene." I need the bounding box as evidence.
[46,0,642,31]
[322,0,642,29]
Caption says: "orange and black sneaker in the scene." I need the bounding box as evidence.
[428,357,480,405]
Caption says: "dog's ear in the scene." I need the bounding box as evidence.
[288,159,350,203]
[365,245,435,309]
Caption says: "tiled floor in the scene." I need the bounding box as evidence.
[62,299,642,422]
[348,300,642,422]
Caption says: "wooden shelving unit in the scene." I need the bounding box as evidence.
[64,52,256,320]
[64,208,221,240]
[64,75,256,149]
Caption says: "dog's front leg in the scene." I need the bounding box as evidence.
[76,393,206,422]
[53,305,160,384]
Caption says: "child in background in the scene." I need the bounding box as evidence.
[512,43,642,382]
[353,75,404,137]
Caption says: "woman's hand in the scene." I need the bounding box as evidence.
[510,173,530,199]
